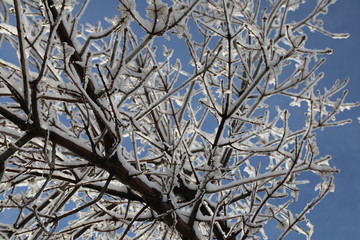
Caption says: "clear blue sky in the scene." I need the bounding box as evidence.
[303,1,360,239]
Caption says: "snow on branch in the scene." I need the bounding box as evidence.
[0,0,357,239]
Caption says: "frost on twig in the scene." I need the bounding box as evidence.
[0,0,358,239]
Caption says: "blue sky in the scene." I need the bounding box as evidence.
[303,1,360,239]
[82,1,360,238]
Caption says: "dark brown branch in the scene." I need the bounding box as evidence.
[0,132,33,181]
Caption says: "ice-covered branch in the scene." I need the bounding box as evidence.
[0,0,357,239]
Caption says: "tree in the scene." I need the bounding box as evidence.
[0,0,357,239]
